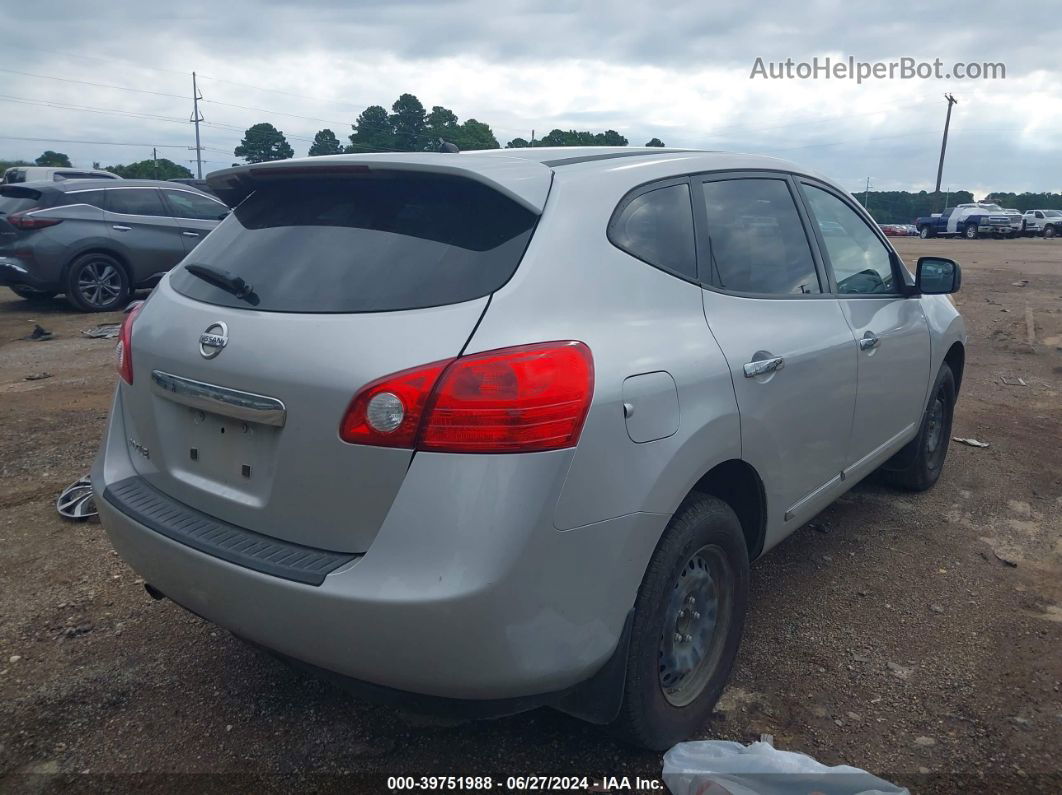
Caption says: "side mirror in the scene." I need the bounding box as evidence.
[916,256,961,294]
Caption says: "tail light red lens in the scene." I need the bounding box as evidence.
[7,211,62,230]
[115,302,143,384]
[339,341,594,453]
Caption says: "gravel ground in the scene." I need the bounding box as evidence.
[1,237,1060,794]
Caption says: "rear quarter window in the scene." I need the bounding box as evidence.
[169,174,538,313]
[0,187,44,214]
[608,182,697,280]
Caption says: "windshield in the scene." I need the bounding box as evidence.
[1044,210,1062,217]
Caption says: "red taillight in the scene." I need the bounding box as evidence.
[7,210,62,230]
[339,342,594,453]
[339,359,453,447]
[115,303,143,385]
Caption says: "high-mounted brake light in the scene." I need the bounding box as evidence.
[7,210,62,230]
[339,342,594,453]
[115,302,143,385]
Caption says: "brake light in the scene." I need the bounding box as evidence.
[7,210,62,230]
[115,302,143,384]
[339,342,594,453]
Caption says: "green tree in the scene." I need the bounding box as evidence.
[348,105,394,152]
[645,137,665,147]
[505,137,531,148]
[234,123,294,163]
[537,129,628,147]
[0,158,32,172]
[389,93,427,151]
[106,158,193,179]
[35,150,72,167]
[453,119,499,151]
[308,129,344,156]
[426,105,460,146]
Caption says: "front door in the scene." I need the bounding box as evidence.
[695,174,858,540]
[797,181,931,479]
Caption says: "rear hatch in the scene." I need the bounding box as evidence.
[0,186,46,241]
[119,157,550,553]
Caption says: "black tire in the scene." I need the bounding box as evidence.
[64,252,130,312]
[964,223,978,240]
[611,495,749,750]
[918,226,932,239]
[884,363,956,492]
[1045,225,1057,239]
[10,286,56,302]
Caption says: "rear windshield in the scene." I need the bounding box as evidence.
[169,174,538,313]
[0,187,44,214]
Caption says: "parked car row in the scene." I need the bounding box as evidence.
[913,202,1061,239]
[0,179,229,311]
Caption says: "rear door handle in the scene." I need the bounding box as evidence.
[859,332,880,351]
[743,356,785,378]
[112,225,131,231]
[182,231,200,237]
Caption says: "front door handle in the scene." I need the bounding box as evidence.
[182,231,200,237]
[859,332,880,351]
[112,224,131,231]
[743,355,785,378]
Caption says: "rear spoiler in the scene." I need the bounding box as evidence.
[206,153,553,214]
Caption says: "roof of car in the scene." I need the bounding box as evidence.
[11,178,215,193]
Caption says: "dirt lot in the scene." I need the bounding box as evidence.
[1,238,1059,793]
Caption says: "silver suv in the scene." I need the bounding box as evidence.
[94,148,966,749]
[0,179,228,311]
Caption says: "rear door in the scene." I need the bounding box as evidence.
[104,187,186,282]
[695,173,857,531]
[160,187,228,253]
[797,180,930,478]
[119,169,546,553]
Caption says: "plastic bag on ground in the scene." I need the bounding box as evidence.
[662,740,909,795]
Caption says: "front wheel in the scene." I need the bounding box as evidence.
[884,363,956,492]
[64,253,130,312]
[611,496,749,750]
[1045,225,1057,239]
[10,286,57,302]
[964,223,978,240]
[918,226,931,239]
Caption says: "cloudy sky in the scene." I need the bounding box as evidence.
[3,1,1060,197]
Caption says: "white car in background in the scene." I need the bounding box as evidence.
[1022,209,1062,238]
[2,166,121,184]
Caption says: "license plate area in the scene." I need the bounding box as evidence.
[181,406,279,489]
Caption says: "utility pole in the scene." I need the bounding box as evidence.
[190,72,204,179]
[864,177,871,210]
[152,147,158,180]
[530,129,535,148]
[934,93,958,208]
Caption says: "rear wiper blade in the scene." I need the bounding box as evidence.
[185,263,258,303]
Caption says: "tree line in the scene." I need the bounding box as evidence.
[231,92,667,163]
[853,189,1062,223]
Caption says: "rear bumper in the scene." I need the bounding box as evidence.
[0,257,50,289]
[94,388,667,702]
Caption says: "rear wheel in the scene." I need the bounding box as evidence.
[884,363,956,492]
[64,253,130,312]
[612,495,749,750]
[10,285,56,302]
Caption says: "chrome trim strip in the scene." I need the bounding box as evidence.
[784,474,841,522]
[150,370,286,427]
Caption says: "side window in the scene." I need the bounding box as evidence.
[62,190,106,209]
[701,178,820,295]
[162,189,227,220]
[105,188,167,217]
[609,182,697,280]
[802,184,897,295]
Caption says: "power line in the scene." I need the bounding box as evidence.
[0,67,188,100]
[0,135,193,148]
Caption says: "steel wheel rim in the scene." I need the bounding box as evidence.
[77,260,122,308]
[658,544,731,707]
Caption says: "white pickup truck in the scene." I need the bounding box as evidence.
[1021,209,1062,238]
